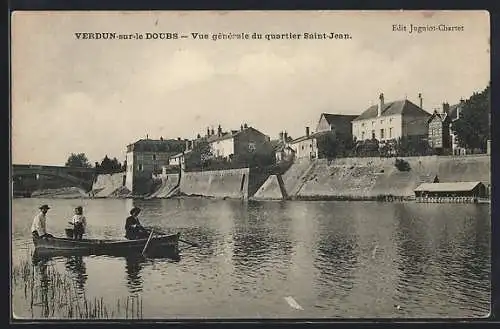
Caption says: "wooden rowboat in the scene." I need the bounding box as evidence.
[32,233,180,258]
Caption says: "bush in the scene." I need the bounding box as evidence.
[395,158,411,171]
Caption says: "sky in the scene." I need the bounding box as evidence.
[11,11,490,166]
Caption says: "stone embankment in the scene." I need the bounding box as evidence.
[179,168,249,199]
[253,155,490,201]
[31,155,489,201]
[148,174,180,198]
[31,187,89,199]
[90,173,130,198]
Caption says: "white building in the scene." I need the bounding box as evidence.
[288,127,318,160]
[352,93,431,142]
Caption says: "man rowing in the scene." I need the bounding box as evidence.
[125,207,150,240]
[31,204,54,239]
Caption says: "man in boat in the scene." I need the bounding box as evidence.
[69,206,87,240]
[125,207,149,240]
[31,204,53,239]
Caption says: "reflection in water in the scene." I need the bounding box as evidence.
[231,201,294,295]
[32,256,51,318]
[394,203,433,294]
[394,204,491,317]
[125,255,145,294]
[314,220,358,302]
[64,256,87,294]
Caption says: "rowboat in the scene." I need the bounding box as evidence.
[32,233,181,258]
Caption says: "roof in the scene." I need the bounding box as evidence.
[414,181,484,192]
[206,127,265,144]
[170,152,184,159]
[127,138,186,153]
[289,131,330,144]
[353,100,431,121]
[321,113,358,125]
[128,138,182,146]
[428,110,449,123]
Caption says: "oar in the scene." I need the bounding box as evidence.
[141,229,155,256]
[178,238,200,248]
[146,226,200,248]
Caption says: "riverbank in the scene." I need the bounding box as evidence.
[20,155,490,202]
[253,155,490,201]
[30,187,90,199]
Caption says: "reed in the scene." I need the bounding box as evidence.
[11,252,143,320]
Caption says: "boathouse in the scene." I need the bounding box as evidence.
[414,181,487,198]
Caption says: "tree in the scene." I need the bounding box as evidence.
[316,131,338,159]
[65,153,91,168]
[395,136,433,156]
[98,155,122,173]
[185,140,213,169]
[451,84,490,152]
[316,130,355,159]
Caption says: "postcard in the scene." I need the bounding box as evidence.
[11,10,491,320]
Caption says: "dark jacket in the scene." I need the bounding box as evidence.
[125,216,148,239]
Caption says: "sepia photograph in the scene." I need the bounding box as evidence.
[10,10,490,320]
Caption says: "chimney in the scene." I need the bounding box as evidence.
[279,132,284,142]
[442,102,450,114]
[284,131,288,142]
[146,134,149,139]
[240,124,244,131]
[217,124,222,137]
[418,93,423,109]
[177,137,181,141]
[211,128,215,136]
[378,93,384,117]
[306,127,310,137]
[243,123,248,129]
[206,127,210,136]
[185,139,189,151]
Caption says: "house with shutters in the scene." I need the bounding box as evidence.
[351,93,431,143]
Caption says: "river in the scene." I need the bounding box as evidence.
[11,198,490,319]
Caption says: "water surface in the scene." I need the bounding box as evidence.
[11,198,490,319]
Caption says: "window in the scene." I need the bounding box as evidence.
[361,131,365,139]
[389,128,393,138]
[138,163,143,171]
[361,123,365,127]
[389,118,393,123]
[380,119,384,124]
[371,130,375,139]
[152,154,156,161]
[380,129,384,139]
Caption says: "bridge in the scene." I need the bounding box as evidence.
[12,164,98,193]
